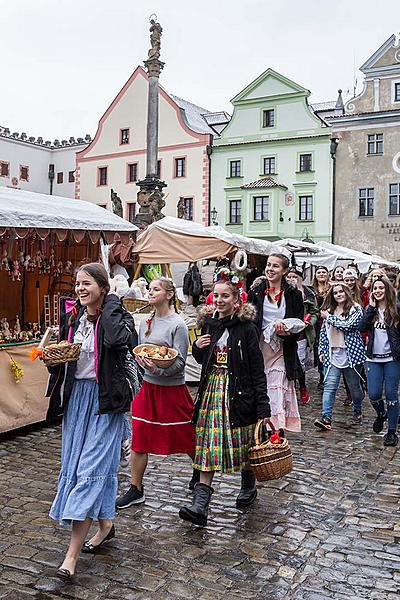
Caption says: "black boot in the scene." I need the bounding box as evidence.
[236,469,257,508]
[179,483,214,527]
[188,468,200,491]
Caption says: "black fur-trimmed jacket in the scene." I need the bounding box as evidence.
[192,303,271,427]
[46,294,137,420]
[247,278,304,381]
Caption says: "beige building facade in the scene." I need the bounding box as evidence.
[76,67,229,225]
[329,34,400,259]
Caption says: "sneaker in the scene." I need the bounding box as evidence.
[120,439,131,468]
[116,484,145,509]
[300,388,310,405]
[342,394,352,406]
[348,412,362,427]
[372,414,387,434]
[314,416,332,431]
[383,431,399,447]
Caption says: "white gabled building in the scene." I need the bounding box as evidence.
[76,66,229,225]
[0,127,89,198]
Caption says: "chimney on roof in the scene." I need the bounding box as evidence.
[334,89,345,116]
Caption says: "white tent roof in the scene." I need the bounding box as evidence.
[270,238,399,273]
[0,187,138,237]
[146,216,290,258]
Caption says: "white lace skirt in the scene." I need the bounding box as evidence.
[260,337,301,432]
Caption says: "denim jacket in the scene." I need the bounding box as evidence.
[319,304,366,369]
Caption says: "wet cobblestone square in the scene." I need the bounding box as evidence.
[0,371,399,599]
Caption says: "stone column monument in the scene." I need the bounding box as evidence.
[134,15,166,227]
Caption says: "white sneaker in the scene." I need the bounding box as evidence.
[120,439,131,467]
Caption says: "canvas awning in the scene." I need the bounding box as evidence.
[270,239,399,273]
[133,216,288,263]
[0,187,137,243]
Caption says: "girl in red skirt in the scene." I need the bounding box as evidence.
[116,277,195,508]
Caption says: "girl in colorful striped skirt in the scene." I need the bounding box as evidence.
[179,270,271,527]
[116,277,195,509]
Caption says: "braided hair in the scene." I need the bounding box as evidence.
[145,277,178,337]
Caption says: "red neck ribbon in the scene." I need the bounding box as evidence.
[265,287,283,303]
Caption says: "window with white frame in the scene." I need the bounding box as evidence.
[299,195,313,220]
[98,167,108,186]
[253,196,270,221]
[127,203,136,223]
[367,133,383,155]
[120,128,130,145]
[179,197,193,220]
[175,157,186,177]
[359,188,374,217]
[394,82,400,102]
[20,165,29,182]
[127,163,138,182]
[263,157,276,175]
[229,200,241,224]
[389,183,400,216]
[262,109,275,128]
[0,161,9,177]
[229,160,241,177]
[299,154,312,172]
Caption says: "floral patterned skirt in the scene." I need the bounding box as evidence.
[193,367,255,474]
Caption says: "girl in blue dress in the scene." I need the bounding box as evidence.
[47,263,136,581]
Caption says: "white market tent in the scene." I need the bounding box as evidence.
[270,238,399,273]
[0,187,138,242]
[133,216,289,262]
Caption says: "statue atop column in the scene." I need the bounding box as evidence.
[148,19,162,59]
[134,16,167,228]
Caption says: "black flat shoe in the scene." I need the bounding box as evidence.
[55,567,74,582]
[82,524,115,554]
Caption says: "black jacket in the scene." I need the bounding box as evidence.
[359,304,400,361]
[183,265,203,297]
[46,294,138,419]
[192,303,271,427]
[247,278,304,381]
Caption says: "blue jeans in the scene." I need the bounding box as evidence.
[366,360,400,431]
[322,364,364,419]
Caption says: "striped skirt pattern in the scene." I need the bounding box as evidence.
[49,379,124,526]
[193,367,255,474]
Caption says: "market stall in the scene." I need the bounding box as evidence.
[132,216,286,263]
[0,187,137,433]
[270,238,399,273]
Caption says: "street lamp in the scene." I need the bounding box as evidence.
[302,228,314,243]
[210,206,218,226]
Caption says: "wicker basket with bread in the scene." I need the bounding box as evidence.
[133,344,178,369]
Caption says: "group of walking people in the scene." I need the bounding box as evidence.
[46,257,400,581]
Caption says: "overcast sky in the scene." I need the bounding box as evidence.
[1,0,400,139]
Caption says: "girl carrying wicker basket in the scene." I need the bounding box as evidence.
[179,269,272,527]
[116,277,196,509]
[47,263,137,581]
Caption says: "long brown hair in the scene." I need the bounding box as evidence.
[145,277,178,337]
[321,283,355,317]
[69,262,110,326]
[311,266,330,295]
[371,276,399,326]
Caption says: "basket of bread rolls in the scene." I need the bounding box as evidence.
[133,344,178,369]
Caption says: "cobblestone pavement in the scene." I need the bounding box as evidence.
[0,370,400,600]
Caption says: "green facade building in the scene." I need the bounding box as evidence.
[211,69,333,242]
